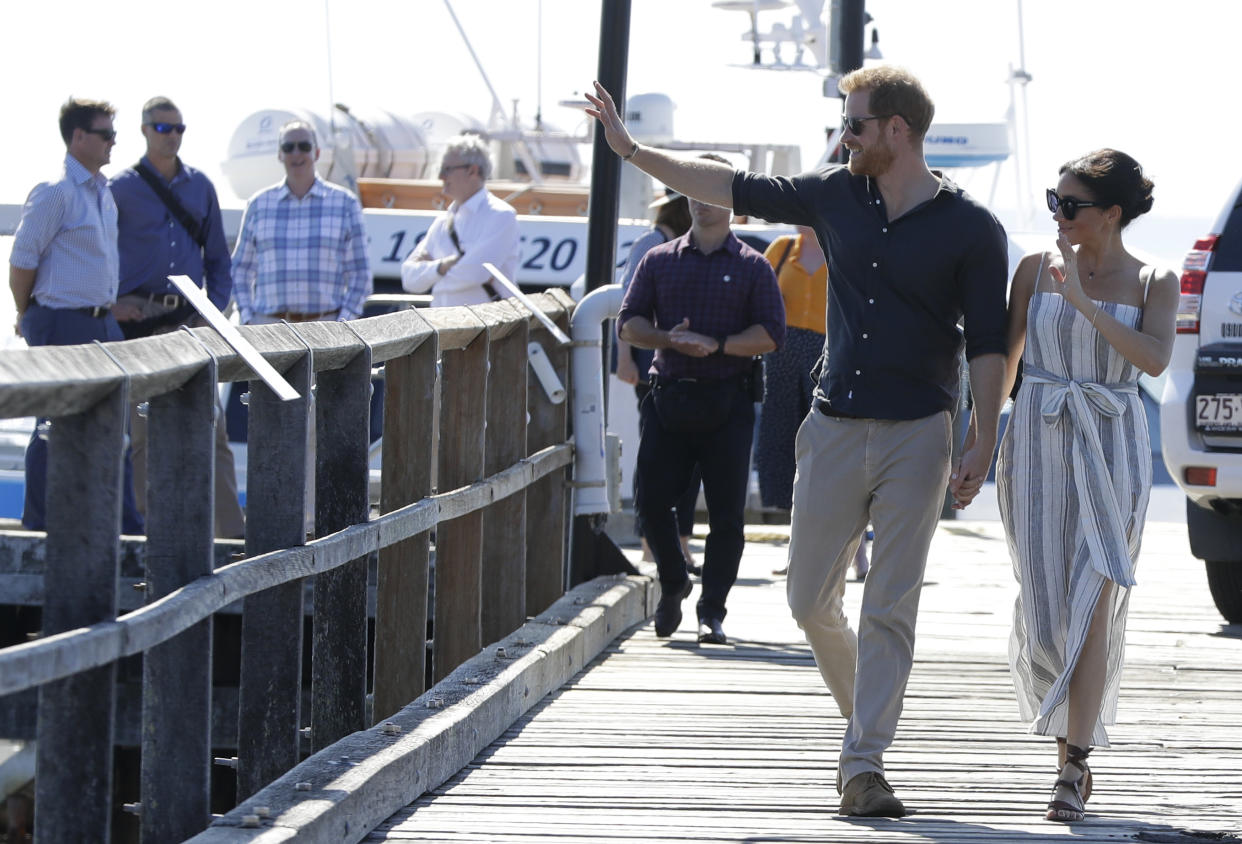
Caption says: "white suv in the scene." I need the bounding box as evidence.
[1161,181,1242,624]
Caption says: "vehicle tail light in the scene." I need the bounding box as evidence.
[1177,235,1218,334]
[1184,467,1217,486]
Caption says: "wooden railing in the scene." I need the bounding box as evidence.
[0,291,575,842]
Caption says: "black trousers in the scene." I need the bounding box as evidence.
[633,381,700,538]
[636,381,754,623]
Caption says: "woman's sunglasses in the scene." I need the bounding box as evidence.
[1045,188,1107,221]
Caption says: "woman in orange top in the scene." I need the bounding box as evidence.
[757,226,827,510]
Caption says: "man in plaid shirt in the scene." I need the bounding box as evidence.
[231,120,371,325]
[618,154,785,647]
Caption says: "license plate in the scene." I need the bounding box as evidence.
[1196,393,1242,431]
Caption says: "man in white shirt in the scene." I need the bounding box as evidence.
[400,135,520,306]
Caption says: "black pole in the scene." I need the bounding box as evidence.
[583,0,631,294]
[829,0,866,164]
[830,0,865,77]
[570,0,637,586]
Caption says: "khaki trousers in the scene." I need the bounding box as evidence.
[785,408,951,785]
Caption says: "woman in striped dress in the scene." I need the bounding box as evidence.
[995,150,1177,823]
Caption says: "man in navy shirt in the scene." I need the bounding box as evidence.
[618,154,785,647]
[590,67,1007,817]
[110,96,243,538]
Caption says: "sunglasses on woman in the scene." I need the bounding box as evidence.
[281,140,314,153]
[1045,188,1107,221]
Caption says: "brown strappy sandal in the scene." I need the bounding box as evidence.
[1046,744,1092,822]
[1057,737,1093,802]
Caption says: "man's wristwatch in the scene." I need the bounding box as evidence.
[714,335,729,357]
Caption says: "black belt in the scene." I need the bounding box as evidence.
[30,297,110,318]
[131,292,187,309]
[651,372,748,388]
[814,396,862,419]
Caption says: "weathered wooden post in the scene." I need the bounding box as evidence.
[481,305,529,645]
[433,311,488,682]
[236,351,312,801]
[311,343,372,750]
[525,295,572,616]
[140,361,218,842]
[373,327,437,723]
[34,381,128,841]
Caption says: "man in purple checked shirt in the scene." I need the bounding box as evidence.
[617,153,785,646]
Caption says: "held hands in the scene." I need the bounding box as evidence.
[584,82,639,159]
[667,318,717,357]
[111,302,144,323]
[948,413,991,510]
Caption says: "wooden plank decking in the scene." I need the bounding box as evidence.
[369,519,1242,843]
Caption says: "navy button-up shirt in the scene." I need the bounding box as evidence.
[618,230,785,381]
[733,165,1008,420]
[110,156,233,311]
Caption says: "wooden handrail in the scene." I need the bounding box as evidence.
[0,294,564,416]
[0,288,577,839]
[0,442,572,696]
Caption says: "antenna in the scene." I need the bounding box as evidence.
[443,0,543,181]
[536,0,544,130]
[1007,0,1034,229]
[322,0,358,194]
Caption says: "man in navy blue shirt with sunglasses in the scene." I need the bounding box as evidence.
[589,66,1008,818]
[110,96,244,538]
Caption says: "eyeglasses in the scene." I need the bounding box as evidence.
[280,140,314,154]
[1045,188,1107,221]
[83,127,117,142]
[841,114,892,135]
[439,163,471,177]
[146,122,186,135]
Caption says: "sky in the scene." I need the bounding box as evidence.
[3,0,1237,264]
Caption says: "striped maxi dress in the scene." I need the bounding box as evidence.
[997,260,1154,747]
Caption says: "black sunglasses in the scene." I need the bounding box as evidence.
[281,140,314,154]
[841,114,894,135]
[1045,188,1107,221]
[146,122,186,135]
[83,127,117,142]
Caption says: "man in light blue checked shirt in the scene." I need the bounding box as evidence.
[8,96,144,533]
[231,120,372,325]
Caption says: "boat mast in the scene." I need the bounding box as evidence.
[442,0,544,182]
[1007,0,1034,229]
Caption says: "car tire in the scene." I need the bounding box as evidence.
[1186,498,1242,560]
[1205,560,1242,625]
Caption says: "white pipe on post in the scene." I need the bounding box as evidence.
[569,283,624,516]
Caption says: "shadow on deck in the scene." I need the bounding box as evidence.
[359,520,1242,843]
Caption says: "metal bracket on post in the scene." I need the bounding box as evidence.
[91,339,131,382]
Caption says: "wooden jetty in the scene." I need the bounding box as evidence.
[369,520,1242,843]
[0,292,587,842]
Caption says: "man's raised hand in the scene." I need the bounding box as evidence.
[584,81,638,159]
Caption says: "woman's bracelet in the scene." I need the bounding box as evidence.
[622,141,640,161]
[1091,305,1101,328]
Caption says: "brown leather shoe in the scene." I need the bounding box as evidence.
[839,771,906,817]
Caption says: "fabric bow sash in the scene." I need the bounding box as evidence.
[1024,365,1139,589]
